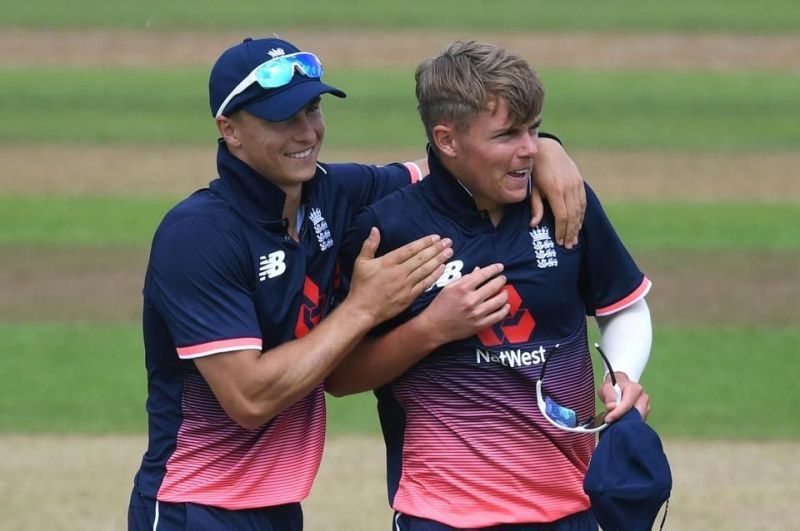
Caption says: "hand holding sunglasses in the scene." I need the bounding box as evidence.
[597,361,649,424]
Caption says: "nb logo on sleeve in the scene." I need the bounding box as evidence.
[425,260,463,292]
[259,251,287,281]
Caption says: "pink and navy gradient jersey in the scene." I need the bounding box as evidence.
[132,141,418,510]
[338,151,651,528]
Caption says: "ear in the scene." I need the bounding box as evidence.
[432,124,458,159]
[216,116,241,148]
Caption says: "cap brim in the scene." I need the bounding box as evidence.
[243,79,346,122]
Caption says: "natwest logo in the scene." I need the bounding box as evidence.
[477,285,536,346]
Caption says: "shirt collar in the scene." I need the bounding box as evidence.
[210,139,319,229]
[422,146,484,220]
[421,146,531,229]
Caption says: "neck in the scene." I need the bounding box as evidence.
[281,184,303,241]
[437,153,505,225]
[448,167,505,225]
[476,200,504,227]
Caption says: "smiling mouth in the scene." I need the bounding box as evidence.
[286,146,314,159]
[507,169,530,179]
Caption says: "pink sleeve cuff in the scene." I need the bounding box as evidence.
[596,277,652,317]
[403,162,424,183]
[176,337,262,359]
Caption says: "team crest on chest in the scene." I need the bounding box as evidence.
[309,207,333,251]
[530,226,558,269]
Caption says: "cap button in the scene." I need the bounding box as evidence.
[243,37,253,42]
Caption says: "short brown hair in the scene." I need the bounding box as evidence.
[415,40,545,146]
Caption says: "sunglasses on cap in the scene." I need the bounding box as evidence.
[215,52,325,118]
[535,343,622,434]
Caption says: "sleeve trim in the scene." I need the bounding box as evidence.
[403,162,424,183]
[176,337,263,360]
[538,132,562,145]
[595,277,652,317]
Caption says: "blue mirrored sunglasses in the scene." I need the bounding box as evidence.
[215,52,325,118]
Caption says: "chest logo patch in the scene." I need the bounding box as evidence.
[259,250,287,281]
[309,207,333,251]
[477,285,536,346]
[295,276,325,338]
[530,226,558,269]
[425,260,464,292]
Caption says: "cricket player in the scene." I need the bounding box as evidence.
[329,41,653,530]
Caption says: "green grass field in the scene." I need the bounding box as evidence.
[2,196,798,250]
[2,0,798,453]
[3,67,800,149]
[3,5,800,529]
[2,322,798,440]
[1,192,798,440]
[5,0,800,32]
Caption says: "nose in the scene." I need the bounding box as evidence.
[289,110,319,143]
[519,132,539,159]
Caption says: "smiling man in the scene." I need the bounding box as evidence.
[328,41,654,530]
[127,36,588,531]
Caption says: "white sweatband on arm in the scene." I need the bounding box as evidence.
[595,298,652,382]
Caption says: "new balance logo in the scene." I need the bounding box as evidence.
[425,260,464,292]
[259,251,286,281]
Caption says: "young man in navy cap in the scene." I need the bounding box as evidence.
[128,37,587,530]
[329,40,654,530]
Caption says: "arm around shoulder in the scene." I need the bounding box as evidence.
[531,136,586,248]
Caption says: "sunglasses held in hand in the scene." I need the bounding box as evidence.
[536,343,622,434]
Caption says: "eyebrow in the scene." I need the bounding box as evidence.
[494,117,542,136]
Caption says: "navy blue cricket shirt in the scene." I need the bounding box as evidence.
[337,150,651,527]
[133,141,418,509]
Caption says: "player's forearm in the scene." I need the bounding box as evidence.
[203,300,378,429]
[533,136,569,183]
[325,314,443,396]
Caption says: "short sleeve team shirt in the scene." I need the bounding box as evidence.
[132,141,419,510]
[338,152,651,528]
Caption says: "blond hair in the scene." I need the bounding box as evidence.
[415,40,544,146]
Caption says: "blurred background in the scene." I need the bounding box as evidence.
[0,1,798,529]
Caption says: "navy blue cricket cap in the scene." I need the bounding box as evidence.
[209,37,346,122]
[583,409,672,531]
